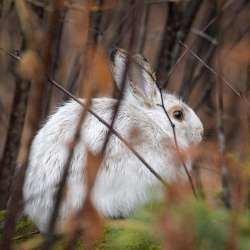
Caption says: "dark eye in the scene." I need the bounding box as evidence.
[173,110,184,121]
[142,55,148,62]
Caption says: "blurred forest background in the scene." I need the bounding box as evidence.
[0,0,250,249]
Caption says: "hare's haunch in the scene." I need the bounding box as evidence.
[23,49,203,232]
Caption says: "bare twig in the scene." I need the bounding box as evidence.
[165,0,234,85]
[138,3,150,53]
[170,0,202,68]
[101,1,141,154]
[155,2,181,88]
[42,2,67,119]
[215,43,231,208]
[179,39,216,101]
[13,230,40,241]
[50,79,168,187]
[178,40,242,98]
[0,56,30,209]
[0,1,64,249]
[41,1,90,248]
[0,98,8,128]
[41,98,91,250]
[1,47,168,191]
[157,87,198,198]
[191,28,217,45]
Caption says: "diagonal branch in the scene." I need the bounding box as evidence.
[50,78,168,187]
[1,46,168,189]
[165,0,235,86]
[178,40,242,98]
[157,86,198,198]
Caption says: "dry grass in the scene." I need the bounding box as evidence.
[0,0,250,249]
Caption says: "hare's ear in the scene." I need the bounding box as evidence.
[110,48,160,106]
[127,56,160,106]
[110,48,129,90]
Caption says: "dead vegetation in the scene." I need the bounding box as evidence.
[0,0,250,249]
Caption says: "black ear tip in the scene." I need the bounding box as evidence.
[109,47,118,62]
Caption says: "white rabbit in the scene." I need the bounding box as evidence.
[23,48,203,233]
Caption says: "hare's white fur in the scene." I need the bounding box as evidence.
[23,49,203,232]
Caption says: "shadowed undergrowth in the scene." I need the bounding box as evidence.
[0,1,250,249]
[1,197,250,250]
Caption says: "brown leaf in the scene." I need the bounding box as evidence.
[79,196,104,250]
[85,150,103,190]
[162,211,195,250]
[62,150,104,249]
[16,235,43,250]
[79,45,114,98]
[89,0,117,11]
[16,50,43,81]
[67,0,90,49]
[222,36,250,64]
[64,196,104,250]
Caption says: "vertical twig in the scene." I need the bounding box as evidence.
[42,3,67,119]
[0,66,30,209]
[170,0,202,68]
[192,163,205,199]
[138,3,150,53]
[179,37,216,101]
[155,2,181,88]
[0,48,169,203]
[102,0,141,153]
[157,87,198,198]
[41,1,89,249]
[164,0,234,86]
[178,40,241,98]
[215,38,231,208]
[0,1,64,249]
[49,78,168,186]
[41,98,91,250]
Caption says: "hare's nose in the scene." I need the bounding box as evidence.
[109,47,118,62]
[198,127,204,138]
[194,127,203,138]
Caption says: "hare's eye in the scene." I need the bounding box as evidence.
[173,110,184,121]
[142,55,148,62]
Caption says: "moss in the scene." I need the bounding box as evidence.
[1,199,250,250]
[0,210,6,221]
[0,212,39,247]
[0,203,161,250]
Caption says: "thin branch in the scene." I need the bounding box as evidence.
[42,3,67,119]
[165,0,234,85]
[179,37,216,101]
[215,14,231,207]
[138,3,150,53]
[0,0,64,249]
[0,76,30,209]
[101,1,141,154]
[41,98,91,250]
[1,47,168,191]
[178,40,242,98]
[41,1,91,248]
[157,87,198,198]
[0,38,30,210]
[50,78,168,187]
[191,28,217,45]
[170,0,202,69]
[155,2,180,88]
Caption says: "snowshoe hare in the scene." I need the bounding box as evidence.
[23,48,203,232]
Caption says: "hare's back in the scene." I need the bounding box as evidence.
[24,98,117,189]
[23,98,119,230]
[23,97,168,231]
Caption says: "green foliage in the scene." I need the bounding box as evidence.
[1,199,250,249]
[98,202,162,250]
[165,199,250,250]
